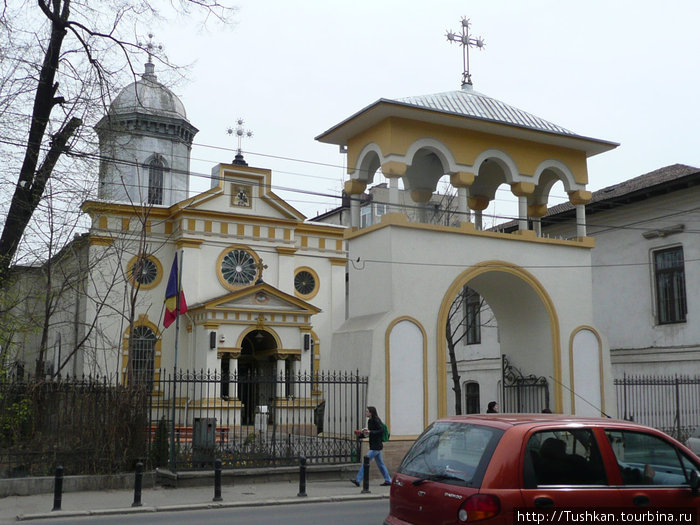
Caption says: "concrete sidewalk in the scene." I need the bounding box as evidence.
[1,478,390,522]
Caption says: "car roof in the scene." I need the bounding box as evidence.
[435,413,657,431]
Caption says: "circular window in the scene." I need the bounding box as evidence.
[294,267,319,299]
[127,255,162,289]
[218,247,259,289]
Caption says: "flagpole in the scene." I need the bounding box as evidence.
[169,250,183,471]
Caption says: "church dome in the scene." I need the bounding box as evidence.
[109,61,188,120]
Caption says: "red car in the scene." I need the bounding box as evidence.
[385,414,700,524]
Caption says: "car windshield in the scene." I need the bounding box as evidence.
[397,421,503,487]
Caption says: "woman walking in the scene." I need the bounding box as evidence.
[352,406,392,487]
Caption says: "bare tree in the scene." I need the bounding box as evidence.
[0,0,235,283]
[445,286,495,415]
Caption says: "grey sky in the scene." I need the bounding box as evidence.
[160,0,700,219]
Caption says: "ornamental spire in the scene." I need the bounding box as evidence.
[446,17,486,88]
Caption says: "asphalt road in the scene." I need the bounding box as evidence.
[39,499,390,524]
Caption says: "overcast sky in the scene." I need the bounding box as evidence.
[157,0,699,219]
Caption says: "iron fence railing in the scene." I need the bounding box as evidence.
[0,369,367,477]
[148,369,367,471]
[615,373,700,442]
[501,355,550,413]
[0,374,148,478]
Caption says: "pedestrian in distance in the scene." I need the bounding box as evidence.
[486,401,499,413]
[351,406,392,487]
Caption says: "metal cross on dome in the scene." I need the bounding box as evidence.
[446,17,486,87]
[141,32,163,62]
[227,118,253,164]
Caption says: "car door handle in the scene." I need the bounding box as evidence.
[534,497,554,509]
[633,495,650,507]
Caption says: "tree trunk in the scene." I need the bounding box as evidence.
[446,316,462,415]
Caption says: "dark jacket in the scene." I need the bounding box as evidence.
[367,416,383,451]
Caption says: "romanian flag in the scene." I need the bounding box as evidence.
[163,254,187,328]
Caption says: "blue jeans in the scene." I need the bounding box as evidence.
[355,449,391,483]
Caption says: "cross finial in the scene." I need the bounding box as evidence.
[227,118,254,165]
[446,17,485,87]
[138,33,163,80]
[142,32,163,62]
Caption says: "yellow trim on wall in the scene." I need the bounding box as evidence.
[215,244,261,292]
[345,214,595,249]
[346,116,589,184]
[385,316,429,434]
[89,235,114,246]
[568,326,606,416]
[121,218,130,231]
[121,316,162,387]
[125,254,163,290]
[221,222,228,235]
[436,261,562,417]
[293,266,320,300]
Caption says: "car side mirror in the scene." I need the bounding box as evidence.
[689,469,699,496]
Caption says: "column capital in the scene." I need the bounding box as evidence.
[449,171,475,188]
[410,189,433,203]
[468,195,490,211]
[528,203,548,218]
[344,179,367,195]
[510,182,535,197]
[381,161,407,178]
[568,189,592,205]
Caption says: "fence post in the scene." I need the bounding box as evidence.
[132,462,143,507]
[297,456,307,497]
[213,458,223,502]
[362,455,371,494]
[675,375,682,440]
[52,466,63,511]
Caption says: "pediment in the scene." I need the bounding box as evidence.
[192,282,320,316]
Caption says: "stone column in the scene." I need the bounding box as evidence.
[468,195,489,231]
[568,190,593,239]
[276,358,286,398]
[344,179,368,228]
[381,161,407,214]
[511,182,536,232]
[450,171,474,225]
[410,188,433,223]
[528,203,548,237]
[576,205,586,238]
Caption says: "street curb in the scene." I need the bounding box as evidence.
[16,493,390,521]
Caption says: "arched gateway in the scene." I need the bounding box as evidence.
[318,83,618,445]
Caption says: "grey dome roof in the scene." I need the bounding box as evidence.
[395,86,575,136]
[110,62,188,120]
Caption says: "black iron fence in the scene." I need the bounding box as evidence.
[501,355,550,413]
[149,369,368,471]
[615,373,700,442]
[0,374,148,478]
[0,369,367,477]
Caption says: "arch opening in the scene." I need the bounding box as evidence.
[439,262,560,417]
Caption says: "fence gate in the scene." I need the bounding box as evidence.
[148,369,368,471]
[501,355,549,413]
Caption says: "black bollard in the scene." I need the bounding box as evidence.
[297,456,307,497]
[132,462,143,507]
[52,466,63,511]
[213,459,223,502]
[361,455,371,493]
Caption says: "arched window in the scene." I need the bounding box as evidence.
[132,326,156,389]
[148,157,164,205]
[465,381,480,414]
